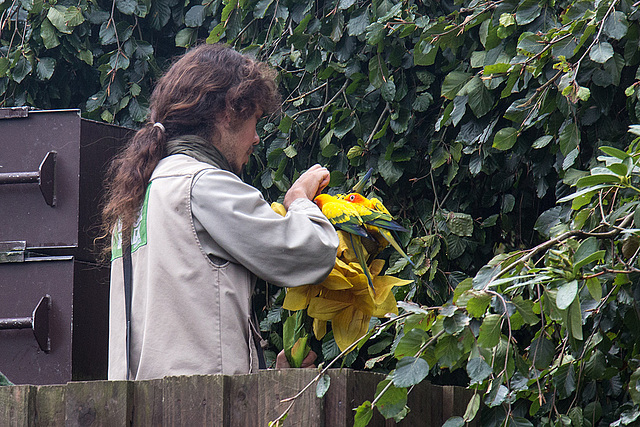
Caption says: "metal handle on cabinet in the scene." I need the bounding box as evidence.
[0,151,57,206]
[0,295,51,352]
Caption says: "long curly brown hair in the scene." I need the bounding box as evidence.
[101,43,281,255]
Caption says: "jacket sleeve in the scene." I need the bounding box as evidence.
[190,168,339,287]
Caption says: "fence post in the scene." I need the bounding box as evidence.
[64,380,132,426]
[132,379,163,425]
[162,375,224,425]
[258,369,323,426]
[35,384,65,426]
[0,384,35,427]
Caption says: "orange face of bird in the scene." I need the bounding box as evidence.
[314,193,331,209]
[345,193,371,207]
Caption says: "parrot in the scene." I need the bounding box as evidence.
[343,192,415,267]
[314,193,376,292]
[352,167,374,194]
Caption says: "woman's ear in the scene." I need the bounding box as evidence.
[218,109,233,130]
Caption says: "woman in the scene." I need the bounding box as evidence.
[102,43,338,380]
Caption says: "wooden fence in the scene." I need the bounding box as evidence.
[0,369,475,426]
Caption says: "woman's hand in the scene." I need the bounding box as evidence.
[283,164,330,209]
[275,349,317,369]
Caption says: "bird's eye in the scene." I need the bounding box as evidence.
[349,195,355,201]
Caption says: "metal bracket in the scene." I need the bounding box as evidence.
[0,295,51,352]
[0,151,57,206]
[0,241,26,263]
[0,241,75,264]
[0,106,29,119]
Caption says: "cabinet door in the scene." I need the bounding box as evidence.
[0,110,81,249]
[0,258,74,385]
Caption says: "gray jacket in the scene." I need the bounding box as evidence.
[108,154,338,380]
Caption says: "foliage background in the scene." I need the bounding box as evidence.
[4,0,640,424]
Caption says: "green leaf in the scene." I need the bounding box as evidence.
[322,144,339,158]
[467,357,492,384]
[435,335,462,367]
[375,380,407,419]
[558,121,579,156]
[573,250,605,272]
[575,174,621,187]
[392,356,430,387]
[446,212,473,237]
[607,162,628,176]
[515,0,541,25]
[441,71,471,100]
[568,299,583,340]
[283,145,297,158]
[414,38,437,66]
[586,277,602,301]
[381,80,396,102]
[512,296,539,325]
[517,32,545,56]
[412,92,433,112]
[394,328,428,359]
[463,76,493,118]
[603,11,628,40]
[12,56,32,84]
[0,58,8,77]
[348,10,370,37]
[466,292,492,317]
[630,368,640,405]
[64,5,85,27]
[334,115,356,139]
[116,0,137,15]
[478,314,502,347]
[354,401,374,427]
[316,373,330,398]
[585,350,606,380]
[529,336,555,370]
[207,23,225,44]
[556,280,578,310]
[86,90,107,112]
[47,6,71,34]
[442,417,465,427]
[36,57,55,80]
[493,127,518,150]
[553,363,576,398]
[369,55,390,89]
[590,42,614,64]
[366,21,386,45]
[185,5,206,27]
[128,97,147,122]
[378,157,403,185]
[463,394,481,422]
[150,0,172,30]
[40,19,60,49]
[472,264,500,290]
[600,145,629,160]
[175,28,197,48]
[483,63,510,74]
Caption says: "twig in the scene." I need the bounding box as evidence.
[491,212,635,284]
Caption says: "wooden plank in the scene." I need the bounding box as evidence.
[0,384,35,427]
[442,385,455,423]
[324,369,350,427]
[259,369,323,426]
[65,380,131,426]
[224,374,259,426]
[324,369,390,427]
[163,375,224,426]
[132,379,163,426]
[428,383,444,426]
[35,384,66,427]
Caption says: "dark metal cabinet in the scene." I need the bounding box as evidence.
[0,108,130,385]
